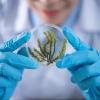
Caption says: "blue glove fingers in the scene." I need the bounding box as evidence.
[0,77,11,88]
[82,87,100,100]
[0,32,31,52]
[78,76,100,90]
[79,77,100,100]
[63,27,90,51]
[0,52,38,69]
[71,60,100,83]
[2,82,17,100]
[0,89,4,98]
[56,50,99,71]
[87,86,100,99]
[94,87,100,97]
[0,63,22,81]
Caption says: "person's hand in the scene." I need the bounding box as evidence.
[0,32,38,100]
[56,27,100,100]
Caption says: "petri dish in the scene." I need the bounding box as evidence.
[26,24,67,65]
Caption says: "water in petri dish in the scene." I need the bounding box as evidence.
[26,24,67,66]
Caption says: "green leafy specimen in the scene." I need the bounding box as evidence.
[28,31,67,65]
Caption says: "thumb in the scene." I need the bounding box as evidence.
[0,32,31,52]
[63,27,90,51]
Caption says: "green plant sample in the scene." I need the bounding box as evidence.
[28,31,67,65]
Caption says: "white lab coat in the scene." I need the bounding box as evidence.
[0,0,100,99]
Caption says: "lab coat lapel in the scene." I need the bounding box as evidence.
[79,0,100,31]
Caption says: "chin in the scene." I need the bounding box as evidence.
[40,12,67,25]
[42,17,62,25]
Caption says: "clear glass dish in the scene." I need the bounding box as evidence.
[26,24,67,66]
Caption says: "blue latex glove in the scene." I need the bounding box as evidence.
[0,32,38,100]
[56,27,100,100]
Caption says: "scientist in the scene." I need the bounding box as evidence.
[0,0,100,100]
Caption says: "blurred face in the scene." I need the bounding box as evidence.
[28,0,80,25]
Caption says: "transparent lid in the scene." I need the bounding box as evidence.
[26,24,67,65]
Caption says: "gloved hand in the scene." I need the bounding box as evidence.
[0,32,38,100]
[56,27,100,100]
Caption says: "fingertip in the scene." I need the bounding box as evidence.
[63,27,74,43]
[56,59,61,68]
[28,58,39,69]
[63,27,72,35]
[33,60,39,69]
[12,31,31,51]
[56,59,64,68]
[18,31,31,42]
[63,27,67,36]
[63,26,89,51]
[24,31,31,39]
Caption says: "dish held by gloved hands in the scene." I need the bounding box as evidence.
[26,24,67,65]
